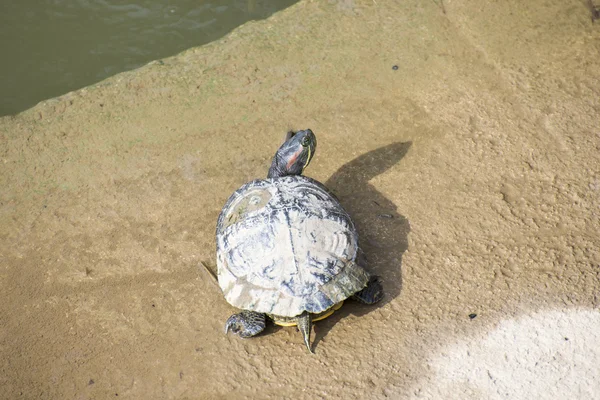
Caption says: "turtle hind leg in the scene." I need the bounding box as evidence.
[352,275,384,304]
[297,311,314,354]
[225,311,266,338]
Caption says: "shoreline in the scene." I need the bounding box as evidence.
[1,0,599,398]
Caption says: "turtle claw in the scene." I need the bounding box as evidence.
[224,311,266,338]
[352,275,384,304]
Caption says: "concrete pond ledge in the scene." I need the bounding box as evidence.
[1,0,599,398]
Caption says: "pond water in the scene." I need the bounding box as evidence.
[0,0,297,116]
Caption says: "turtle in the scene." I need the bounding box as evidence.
[216,129,383,353]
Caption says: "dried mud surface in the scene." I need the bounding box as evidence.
[1,0,599,398]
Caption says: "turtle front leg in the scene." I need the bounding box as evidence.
[352,275,384,304]
[225,311,266,338]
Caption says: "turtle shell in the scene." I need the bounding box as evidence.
[216,175,369,317]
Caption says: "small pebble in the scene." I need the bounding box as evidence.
[468,313,477,320]
[392,65,399,70]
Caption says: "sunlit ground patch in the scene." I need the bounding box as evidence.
[410,309,600,399]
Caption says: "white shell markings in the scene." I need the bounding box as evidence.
[216,176,369,317]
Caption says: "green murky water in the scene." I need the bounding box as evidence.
[0,0,297,116]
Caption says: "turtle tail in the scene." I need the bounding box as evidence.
[297,312,314,354]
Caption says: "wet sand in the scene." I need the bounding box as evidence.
[1,0,599,398]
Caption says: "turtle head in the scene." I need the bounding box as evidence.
[267,129,317,178]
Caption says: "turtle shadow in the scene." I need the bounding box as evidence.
[312,141,412,351]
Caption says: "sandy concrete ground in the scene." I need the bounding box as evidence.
[1,0,599,398]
